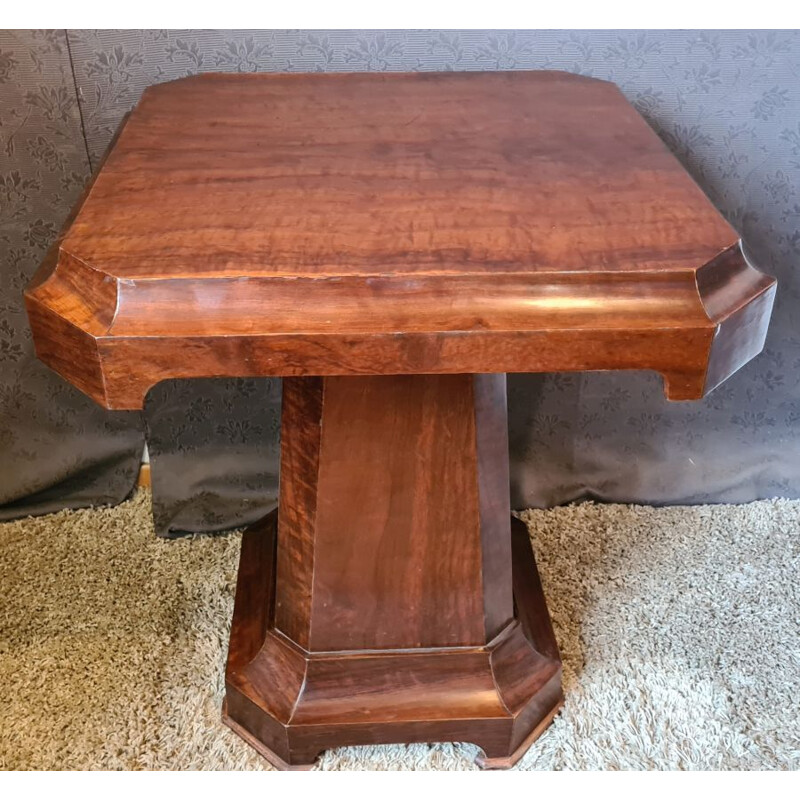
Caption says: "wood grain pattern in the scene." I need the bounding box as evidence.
[273,374,509,652]
[307,374,486,650]
[64,72,740,278]
[273,377,323,650]
[476,374,514,640]
[225,375,562,767]
[25,71,775,409]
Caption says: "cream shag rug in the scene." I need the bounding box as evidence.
[0,490,798,770]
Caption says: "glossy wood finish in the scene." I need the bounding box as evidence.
[276,375,500,651]
[25,72,775,409]
[275,375,507,651]
[25,71,777,769]
[224,374,562,768]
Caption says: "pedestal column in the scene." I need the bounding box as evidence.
[223,374,563,769]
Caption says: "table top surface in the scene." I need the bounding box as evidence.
[26,71,775,410]
[65,70,735,280]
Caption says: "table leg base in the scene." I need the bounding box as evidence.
[221,699,316,771]
[474,697,564,769]
[222,695,565,771]
[223,514,563,770]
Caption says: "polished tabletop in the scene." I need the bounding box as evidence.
[64,71,735,279]
[26,71,775,409]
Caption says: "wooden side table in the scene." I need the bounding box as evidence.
[26,71,775,769]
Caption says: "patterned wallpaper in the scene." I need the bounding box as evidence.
[1,30,798,532]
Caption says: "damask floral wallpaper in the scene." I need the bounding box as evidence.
[1,30,798,533]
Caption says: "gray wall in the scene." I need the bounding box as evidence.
[1,30,798,533]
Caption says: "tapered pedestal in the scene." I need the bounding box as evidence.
[223,374,563,769]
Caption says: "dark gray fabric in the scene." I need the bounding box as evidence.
[0,30,144,520]
[143,378,280,537]
[2,30,798,533]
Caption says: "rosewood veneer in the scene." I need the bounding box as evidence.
[26,71,775,769]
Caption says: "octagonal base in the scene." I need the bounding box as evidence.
[223,513,563,769]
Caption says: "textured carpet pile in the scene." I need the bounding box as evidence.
[0,489,798,770]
